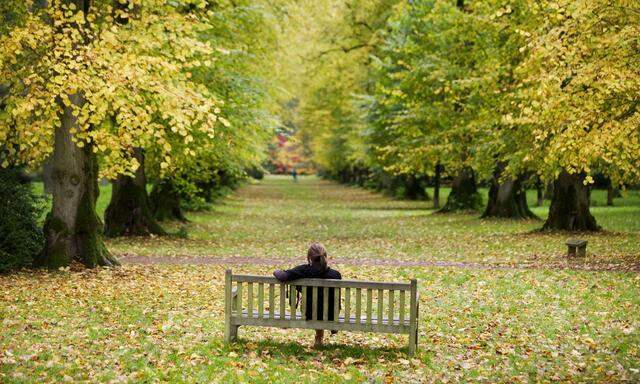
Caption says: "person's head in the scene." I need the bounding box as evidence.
[307,242,328,272]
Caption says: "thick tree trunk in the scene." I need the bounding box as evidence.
[438,167,482,213]
[37,94,118,268]
[536,178,544,207]
[403,175,429,200]
[433,163,442,209]
[481,166,537,219]
[150,179,186,222]
[104,149,166,237]
[542,171,600,231]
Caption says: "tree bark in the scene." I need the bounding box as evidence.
[104,148,166,237]
[535,178,544,207]
[433,163,442,209]
[37,0,118,268]
[438,166,482,213]
[403,175,429,200]
[481,166,537,219]
[542,171,600,231]
[150,179,186,222]
[37,94,118,268]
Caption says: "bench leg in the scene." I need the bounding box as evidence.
[225,324,239,343]
[408,328,418,356]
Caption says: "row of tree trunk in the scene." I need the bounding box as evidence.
[443,166,599,231]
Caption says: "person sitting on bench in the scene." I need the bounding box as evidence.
[273,242,342,347]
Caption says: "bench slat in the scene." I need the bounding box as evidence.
[280,283,286,320]
[399,290,405,325]
[237,282,243,316]
[334,287,340,323]
[248,283,254,318]
[377,289,383,325]
[323,287,329,321]
[388,290,394,324]
[232,275,410,290]
[258,283,264,318]
[366,289,373,325]
[301,286,307,320]
[312,286,318,320]
[268,284,275,319]
[289,285,296,319]
[344,287,351,323]
[233,310,411,333]
[235,309,411,326]
[355,288,361,325]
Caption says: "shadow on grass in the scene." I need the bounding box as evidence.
[227,337,410,361]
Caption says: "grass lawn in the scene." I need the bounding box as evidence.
[2,176,639,383]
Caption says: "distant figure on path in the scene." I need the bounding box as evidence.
[273,243,341,347]
[291,167,298,182]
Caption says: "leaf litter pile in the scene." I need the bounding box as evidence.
[2,176,640,383]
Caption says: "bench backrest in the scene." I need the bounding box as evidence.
[225,270,418,332]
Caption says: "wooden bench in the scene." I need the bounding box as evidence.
[224,269,419,355]
[566,239,587,258]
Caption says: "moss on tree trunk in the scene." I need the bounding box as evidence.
[438,167,482,213]
[542,171,600,231]
[482,166,537,219]
[150,179,186,222]
[37,95,118,268]
[104,149,166,237]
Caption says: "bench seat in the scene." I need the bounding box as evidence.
[235,309,412,333]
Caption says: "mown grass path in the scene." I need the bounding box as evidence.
[112,175,640,270]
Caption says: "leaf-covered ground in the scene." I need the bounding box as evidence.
[3,176,639,383]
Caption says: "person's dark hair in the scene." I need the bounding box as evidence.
[307,242,328,273]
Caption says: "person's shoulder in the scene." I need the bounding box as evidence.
[288,264,313,274]
[291,263,311,271]
[327,268,342,279]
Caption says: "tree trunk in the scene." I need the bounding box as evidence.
[606,179,615,206]
[37,0,117,268]
[433,163,442,209]
[438,167,482,213]
[482,166,537,219]
[104,148,166,237]
[150,179,186,222]
[37,94,118,268]
[403,175,429,200]
[536,178,544,207]
[543,171,600,231]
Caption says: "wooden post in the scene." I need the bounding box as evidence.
[408,278,418,355]
[224,269,235,343]
[566,239,587,258]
